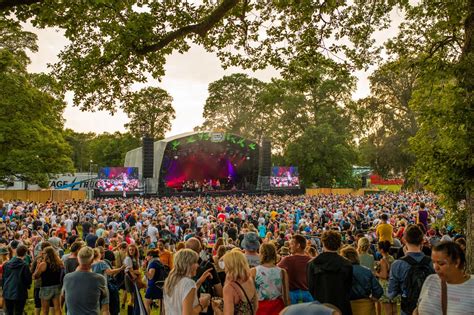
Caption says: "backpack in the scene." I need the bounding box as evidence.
[400,255,434,314]
[152,259,170,289]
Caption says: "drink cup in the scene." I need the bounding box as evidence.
[200,293,211,312]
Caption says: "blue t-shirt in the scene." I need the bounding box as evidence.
[147,260,162,287]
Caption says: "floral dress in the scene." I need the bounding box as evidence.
[254,265,283,301]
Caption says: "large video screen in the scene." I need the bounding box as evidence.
[97,167,140,192]
[270,166,300,188]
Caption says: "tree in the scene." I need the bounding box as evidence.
[88,132,141,168]
[353,58,419,178]
[63,129,96,173]
[64,131,141,171]
[0,16,37,66]
[285,107,357,188]
[124,87,175,140]
[383,0,474,271]
[1,0,406,112]
[0,50,73,186]
[263,53,357,185]
[201,73,270,142]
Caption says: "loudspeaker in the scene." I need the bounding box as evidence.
[257,138,271,190]
[142,137,154,178]
[258,139,271,177]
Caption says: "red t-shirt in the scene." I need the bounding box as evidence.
[217,213,226,222]
[278,254,312,291]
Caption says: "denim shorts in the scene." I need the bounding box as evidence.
[39,285,61,300]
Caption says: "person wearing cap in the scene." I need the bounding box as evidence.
[241,232,261,268]
[2,245,32,315]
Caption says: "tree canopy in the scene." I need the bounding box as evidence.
[1,0,406,112]
[124,87,175,140]
[201,73,269,142]
[64,130,140,172]
[354,58,418,179]
[0,49,73,186]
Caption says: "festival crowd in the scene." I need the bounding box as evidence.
[0,192,471,315]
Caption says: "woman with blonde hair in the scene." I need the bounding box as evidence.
[213,250,258,315]
[250,243,289,315]
[357,237,374,271]
[163,249,212,315]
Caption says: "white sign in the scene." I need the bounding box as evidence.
[210,132,225,142]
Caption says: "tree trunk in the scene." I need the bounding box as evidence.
[467,189,474,273]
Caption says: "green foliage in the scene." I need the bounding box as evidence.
[352,58,418,178]
[201,73,269,142]
[124,87,175,140]
[285,112,358,188]
[0,16,38,67]
[0,50,73,187]
[1,0,407,112]
[409,63,472,211]
[64,130,140,171]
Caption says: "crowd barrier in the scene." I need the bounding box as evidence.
[306,188,371,196]
[0,190,87,202]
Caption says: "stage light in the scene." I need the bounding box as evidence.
[174,155,178,159]
[246,156,250,160]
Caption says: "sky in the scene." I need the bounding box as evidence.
[24,8,403,138]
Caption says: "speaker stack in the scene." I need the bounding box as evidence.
[142,137,154,179]
[257,138,271,190]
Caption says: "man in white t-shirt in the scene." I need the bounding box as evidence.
[64,216,74,234]
[147,222,159,244]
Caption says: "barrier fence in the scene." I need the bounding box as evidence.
[0,190,87,202]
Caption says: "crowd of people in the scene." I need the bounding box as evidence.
[0,191,471,315]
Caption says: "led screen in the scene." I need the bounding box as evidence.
[270,166,300,188]
[97,167,140,191]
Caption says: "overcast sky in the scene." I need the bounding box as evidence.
[24,8,403,138]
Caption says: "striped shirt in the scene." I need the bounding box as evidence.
[417,274,474,315]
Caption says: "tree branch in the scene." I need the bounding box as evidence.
[0,0,42,11]
[135,0,240,55]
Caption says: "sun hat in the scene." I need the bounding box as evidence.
[241,232,260,251]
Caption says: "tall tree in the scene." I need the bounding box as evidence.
[0,50,73,186]
[353,58,419,178]
[88,132,140,168]
[384,0,474,271]
[201,73,270,142]
[266,53,357,185]
[1,0,405,112]
[124,87,175,140]
[285,107,358,188]
[63,129,96,173]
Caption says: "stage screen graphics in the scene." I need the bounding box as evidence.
[270,166,300,188]
[160,132,259,191]
[97,167,140,192]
